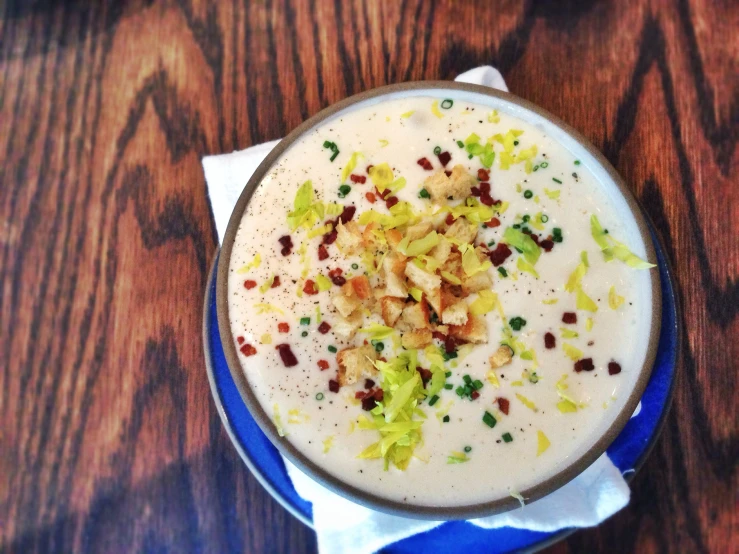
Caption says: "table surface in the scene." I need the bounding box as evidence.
[1,1,736,552]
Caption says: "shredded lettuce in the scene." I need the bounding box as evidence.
[461,246,492,276]
[449,198,495,224]
[516,256,540,278]
[515,393,538,412]
[469,290,498,316]
[536,430,551,456]
[565,254,588,292]
[609,285,625,309]
[236,253,261,273]
[503,227,541,265]
[427,365,447,398]
[576,286,598,312]
[400,231,440,257]
[590,215,656,269]
[562,343,583,361]
[341,152,363,182]
[307,223,333,239]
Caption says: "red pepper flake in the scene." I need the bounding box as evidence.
[417,157,433,170]
[562,312,578,324]
[470,186,481,197]
[497,397,510,415]
[488,243,512,266]
[365,192,376,203]
[271,275,281,288]
[339,205,356,224]
[322,230,338,245]
[540,239,554,252]
[477,168,490,181]
[574,358,595,372]
[438,151,451,166]
[608,361,622,375]
[244,279,257,290]
[484,217,501,228]
[317,359,329,371]
[385,196,399,209]
[445,213,456,225]
[275,344,298,367]
[470,390,480,400]
[277,322,290,333]
[317,244,329,261]
[303,279,318,295]
[364,378,375,389]
[328,379,340,393]
[240,343,257,357]
[350,174,366,184]
[544,332,556,349]
[237,336,245,345]
[317,321,331,334]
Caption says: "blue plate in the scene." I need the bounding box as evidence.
[204,225,678,553]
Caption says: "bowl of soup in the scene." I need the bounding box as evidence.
[216,82,661,519]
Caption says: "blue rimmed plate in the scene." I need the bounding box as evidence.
[203,224,678,553]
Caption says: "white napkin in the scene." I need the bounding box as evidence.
[203,66,631,554]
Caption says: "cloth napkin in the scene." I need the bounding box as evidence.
[202,66,632,554]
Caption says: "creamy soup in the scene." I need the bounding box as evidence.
[226,93,655,507]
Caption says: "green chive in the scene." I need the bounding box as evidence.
[443,415,450,422]
[330,150,339,162]
[574,160,581,165]
[482,411,497,428]
[374,341,384,352]
[524,190,533,199]
[328,345,337,353]
[552,178,562,184]
[488,240,496,247]
[464,445,472,453]
[522,215,530,223]
[533,165,539,172]
[473,379,483,390]
[513,140,519,146]
[445,371,452,378]
[429,395,440,406]
[540,161,549,168]
[455,386,464,397]
[444,383,453,390]
[512,223,521,229]
[301,331,308,337]
[339,184,351,196]
[441,99,454,109]
[433,146,441,155]
[498,267,508,277]
[468,154,473,159]
[300,317,310,325]
[456,140,464,148]
[502,432,513,443]
[315,392,324,400]
[419,188,430,199]
[463,375,472,385]
[351,263,359,270]
[509,316,527,331]
[541,215,549,223]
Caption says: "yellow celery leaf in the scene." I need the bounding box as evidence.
[379,139,389,147]
[237,253,261,273]
[441,271,462,285]
[536,431,551,456]
[515,393,538,411]
[431,101,443,118]
[543,188,560,200]
[557,399,578,413]
[511,380,523,387]
[358,323,395,340]
[307,223,332,239]
[401,110,415,118]
[486,370,501,388]
[609,285,625,309]
[462,247,492,276]
[254,303,285,315]
[562,343,583,361]
[260,333,272,345]
[469,290,498,316]
[517,256,540,278]
[560,328,579,339]
[259,275,276,293]
[323,435,335,453]
[273,404,286,437]
[315,274,332,291]
[447,451,470,464]
[369,163,395,191]
[542,298,559,305]
[341,152,363,182]
[576,286,598,312]
[586,317,594,331]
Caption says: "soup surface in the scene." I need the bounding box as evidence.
[227,94,655,506]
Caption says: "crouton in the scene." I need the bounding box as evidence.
[449,315,489,344]
[448,165,477,199]
[462,271,493,295]
[404,221,434,242]
[401,301,431,329]
[445,217,477,245]
[430,235,452,265]
[426,289,442,318]
[385,229,403,249]
[337,345,377,386]
[489,345,514,369]
[332,311,364,340]
[332,293,362,318]
[381,296,406,327]
[383,252,407,277]
[441,251,463,278]
[336,221,363,255]
[350,275,372,299]
[435,324,449,335]
[422,171,454,204]
[383,254,408,298]
[442,300,469,326]
[401,329,433,349]
[404,262,441,295]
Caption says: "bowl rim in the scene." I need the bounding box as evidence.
[216,81,662,520]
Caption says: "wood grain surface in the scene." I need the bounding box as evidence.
[1,0,736,552]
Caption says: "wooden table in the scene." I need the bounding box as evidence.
[2,1,736,552]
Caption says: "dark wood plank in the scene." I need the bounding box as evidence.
[0,0,735,552]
